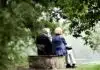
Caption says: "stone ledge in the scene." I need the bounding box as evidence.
[28,56,66,70]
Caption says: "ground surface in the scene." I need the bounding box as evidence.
[17,64,100,70]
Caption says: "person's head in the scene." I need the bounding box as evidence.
[42,28,50,34]
[42,28,52,41]
[41,28,51,37]
[54,27,63,35]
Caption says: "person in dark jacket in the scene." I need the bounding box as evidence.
[36,28,52,55]
[36,28,56,69]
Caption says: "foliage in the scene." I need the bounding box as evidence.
[53,0,100,37]
[82,24,100,50]
[35,0,100,48]
[53,0,100,49]
[0,0,56,70]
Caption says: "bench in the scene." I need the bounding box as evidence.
[28,55,66,70]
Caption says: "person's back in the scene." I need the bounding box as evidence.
[52,27,67,56]
[52,35,66,56]
[36,28,52,55]
[36,34,52,55]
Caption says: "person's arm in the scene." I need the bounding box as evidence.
[35,36,45,51]
[61,37,67,45]
[61,37,72,50]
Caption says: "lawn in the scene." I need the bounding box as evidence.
[10,64,100,70]
[77,64,100,70]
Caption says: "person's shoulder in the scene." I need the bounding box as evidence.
[59,35,64,39]
[37,34,46,37]
[40,34,50,40]
[52,35,56,38]
[36,34,45,39]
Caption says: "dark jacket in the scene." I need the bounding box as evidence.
[36,34,52,55]
[52,35,67,56]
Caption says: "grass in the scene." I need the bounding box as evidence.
[9,63,100,70]
[77,64,100,70]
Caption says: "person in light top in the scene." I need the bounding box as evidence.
[65,44,76,68]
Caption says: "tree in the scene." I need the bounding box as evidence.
[0,0,56,70]
[40,0,100,49]
[30,0,100,50]
[82,23,100,50]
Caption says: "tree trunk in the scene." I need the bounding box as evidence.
[0,0,7,8]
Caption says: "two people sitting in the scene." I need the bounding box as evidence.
[35,27,76,68]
